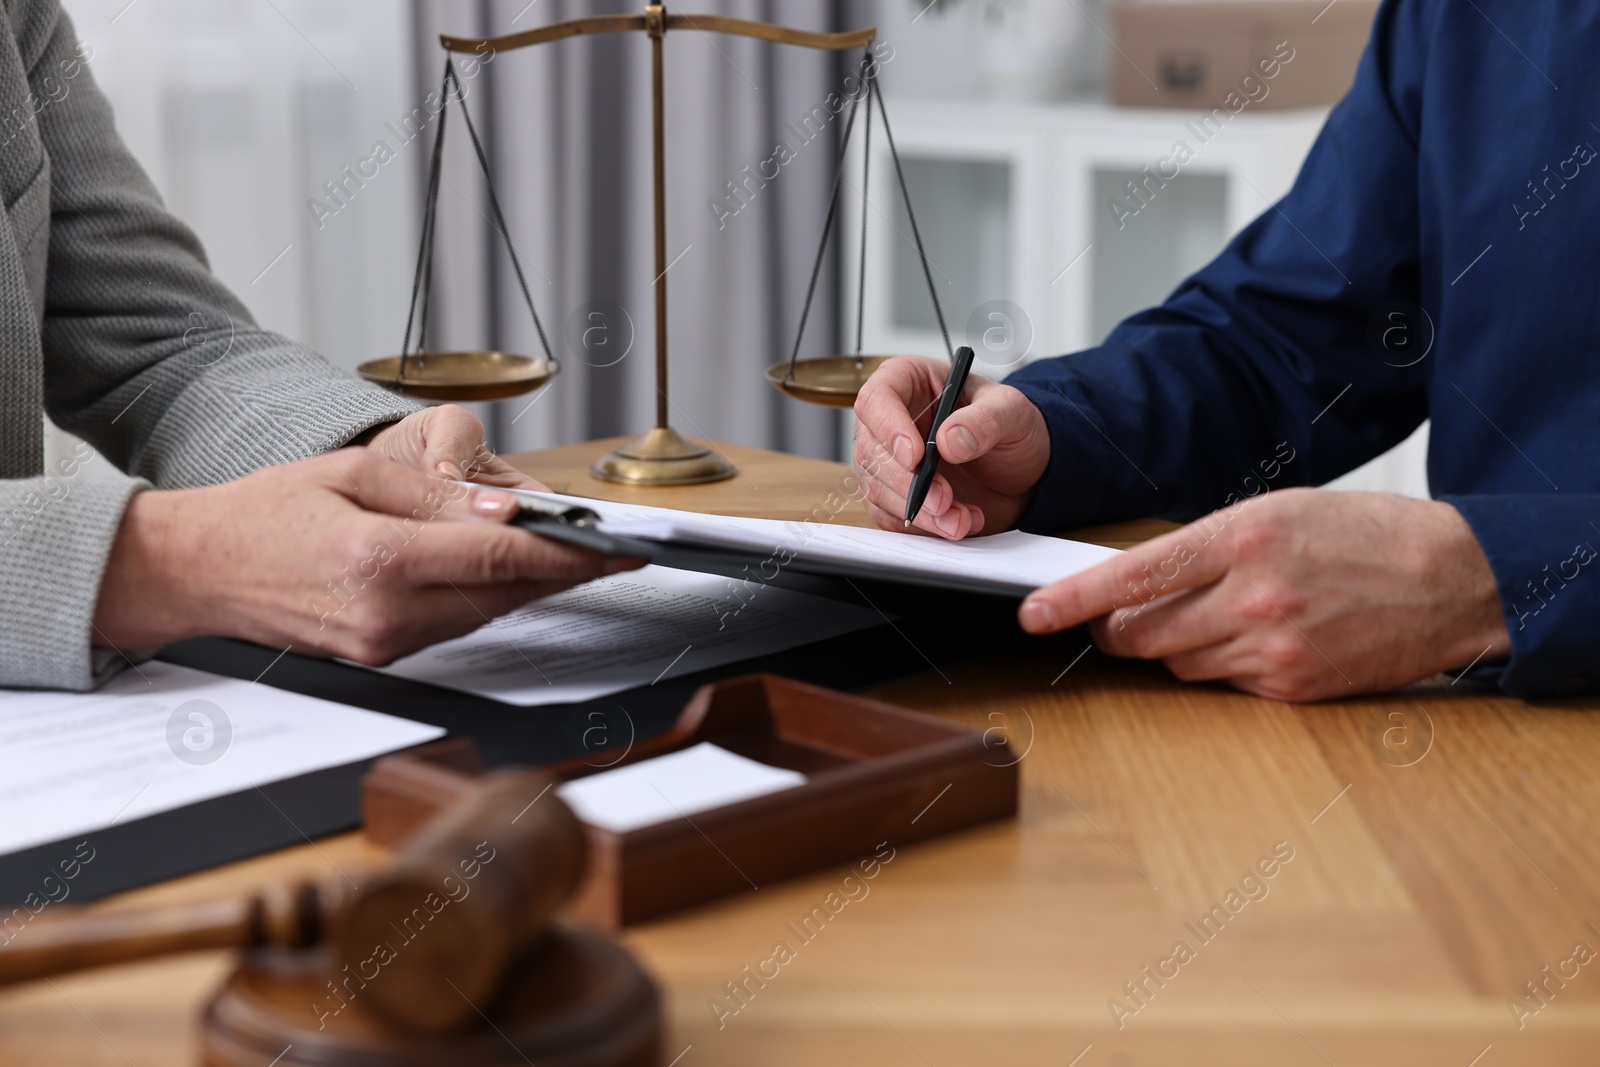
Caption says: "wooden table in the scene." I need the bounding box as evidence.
[4,439,1598,1065]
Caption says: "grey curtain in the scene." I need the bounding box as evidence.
[409,0,871,460]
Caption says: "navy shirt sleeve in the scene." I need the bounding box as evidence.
[1443,496,1600,697]
[1007,0,1435,528]
[1004,0,1598,700]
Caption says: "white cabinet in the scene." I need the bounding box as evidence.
[841,97,1327,373]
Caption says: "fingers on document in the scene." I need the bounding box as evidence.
[330,450,554,530]
[452,438,548,492]
[465,461,549,491]
[326,448,508,523]
[1020,522,1233,635]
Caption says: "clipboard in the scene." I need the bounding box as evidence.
[511,498,1054,600]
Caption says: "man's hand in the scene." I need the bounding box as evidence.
[1018,488,1511,701]
[363,404,541,490]
[94,448,642,665]
[854,356,1050,539]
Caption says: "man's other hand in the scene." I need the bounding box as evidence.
[1018,488,1511,701]
[854,356,1051,539]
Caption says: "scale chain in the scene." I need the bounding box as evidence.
[399,60,454,381]
[401,57,555,385]
[786,47,955,383]
[872,72,953,362]
[853,50,874,359]
[786,48,874,380]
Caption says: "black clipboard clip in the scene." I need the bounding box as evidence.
[509,498,658,559]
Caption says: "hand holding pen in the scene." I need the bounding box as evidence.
[852,354,1053,540]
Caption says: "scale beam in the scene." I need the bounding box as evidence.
[440,15,874,55]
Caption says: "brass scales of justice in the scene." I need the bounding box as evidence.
[356,3,957,486]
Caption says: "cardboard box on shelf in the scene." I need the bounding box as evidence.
[1110,0,1380,110]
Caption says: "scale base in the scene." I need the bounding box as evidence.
[590,426,736,486]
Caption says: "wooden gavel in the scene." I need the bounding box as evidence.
[0,770,588,1035]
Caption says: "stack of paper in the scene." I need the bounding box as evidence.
[0,662,443,856]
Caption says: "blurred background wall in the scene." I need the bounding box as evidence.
[54,0,1428,496]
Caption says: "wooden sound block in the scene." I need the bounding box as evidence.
[201,924,659,1067]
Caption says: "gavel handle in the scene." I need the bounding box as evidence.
[0,881,346,988]
[0,899,252,986]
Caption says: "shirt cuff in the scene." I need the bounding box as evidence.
[1441,494,1600,699]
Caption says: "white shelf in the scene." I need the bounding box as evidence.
[840,96,1328,371]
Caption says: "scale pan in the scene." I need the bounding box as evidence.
[357,351,559,403]
[765,355,895,408]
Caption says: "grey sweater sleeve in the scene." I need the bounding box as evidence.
[0,444,143,690]
[0,2,421,690]
[34,7,421,483]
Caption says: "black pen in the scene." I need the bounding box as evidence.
[904,345,977,528]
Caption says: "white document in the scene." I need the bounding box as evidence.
[0,662,444,857]
[517,488,1121,595]
[556,742,806,833]
[369,565,882,706]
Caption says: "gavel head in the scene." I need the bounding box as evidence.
[333,769,587,1034]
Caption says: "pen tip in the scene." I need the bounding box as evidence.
[903,519,911,528]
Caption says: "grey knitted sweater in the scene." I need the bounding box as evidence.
[0,0,421,690]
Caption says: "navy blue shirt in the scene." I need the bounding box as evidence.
[1006,0,1599,699]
